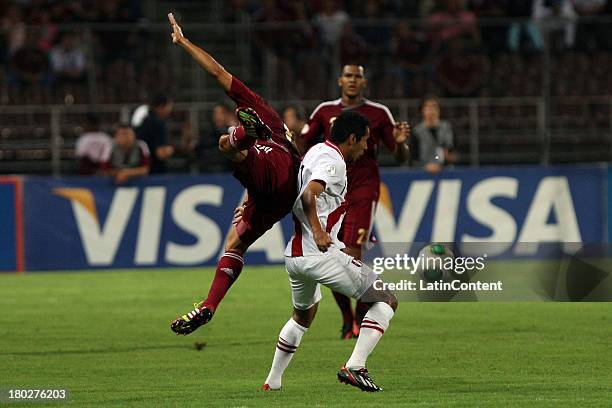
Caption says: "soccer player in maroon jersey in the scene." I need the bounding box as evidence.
[166,13,300,335]
[301,64,410,339]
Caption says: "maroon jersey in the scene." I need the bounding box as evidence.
[302,98,396,200]
[224,76,299,246]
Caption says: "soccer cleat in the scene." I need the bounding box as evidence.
[337,366,382,392]
[170,303,214,335]
[261,384,280,391]
[236,107,271,140]
[341,322,357,340]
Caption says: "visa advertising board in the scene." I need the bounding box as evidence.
[0,165,606,271]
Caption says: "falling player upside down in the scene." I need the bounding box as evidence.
[167,13,301,335]
[262,111,398,392]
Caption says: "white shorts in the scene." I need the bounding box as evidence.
[285,250,379,310]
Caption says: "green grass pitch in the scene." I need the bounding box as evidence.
[1,266,611,407]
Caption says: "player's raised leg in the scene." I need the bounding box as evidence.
[170,227,248,335]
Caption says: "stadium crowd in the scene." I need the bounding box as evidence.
[0,0,168,104]
[0,0,611,175]
[0,0,611,104]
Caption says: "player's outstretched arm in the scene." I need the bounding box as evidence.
[168,13,232,91]
[301,181,332,252]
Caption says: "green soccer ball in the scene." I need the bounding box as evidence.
[416,243,455,282]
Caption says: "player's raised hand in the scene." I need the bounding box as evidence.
[168,13,185,44]
[393,121,410,144]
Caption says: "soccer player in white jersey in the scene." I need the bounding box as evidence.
[262,111,398,392]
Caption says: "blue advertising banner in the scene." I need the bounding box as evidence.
[23,175,258,270]
[608,166,612,243]
[374,165,606,257]
[19,165,607,271]
[0,180,17,271]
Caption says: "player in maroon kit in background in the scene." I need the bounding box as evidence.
[166,13,300,335]
[301,64,410,339]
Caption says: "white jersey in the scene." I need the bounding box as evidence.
[285,141,347,257]
[75,131,112,162]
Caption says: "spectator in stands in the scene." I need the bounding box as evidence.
[470,0,508,53]
[96,0,138,62]
[194,103,236,173]
[101,124,150,184]
[427,0,481,51]
[436,38,489,96]
[33,10,58,52]
[75,114,112,175]
[282,105,306,139]
[411,97,457,174]
[286,1,318,65]
[50,32,86,84]
[252,0,292,57]
[507,0,544,52]
[287,1,324,99]
[338,23,368,66]
[314,0,350,48]
[7,30,50,101]
[533,0,577,50]
[390,21,434,97]
[2,5,26,55]
[359,0,391,53]
[137,94,174,174]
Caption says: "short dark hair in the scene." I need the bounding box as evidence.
[330,111,370,145]
[420,95,440,111]
[113,122,133,134]
[283,105,306,121]
[341,64,366,74]
[150,93,171,108]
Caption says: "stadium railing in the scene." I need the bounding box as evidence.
[0,96,611,175]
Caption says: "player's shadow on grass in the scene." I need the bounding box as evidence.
[2,337,348,356]
[0,344,192,356]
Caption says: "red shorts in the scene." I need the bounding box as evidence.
[340,184,378,249]
[233,140,298,246]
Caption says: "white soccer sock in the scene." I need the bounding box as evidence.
[346,302,394,369]
[264,318,308,389]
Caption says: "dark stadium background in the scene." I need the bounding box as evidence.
[1,0,611,175]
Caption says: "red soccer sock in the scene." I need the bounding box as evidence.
[202,250,244,312]
[332,291,354,325]
[228,126,256,150]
